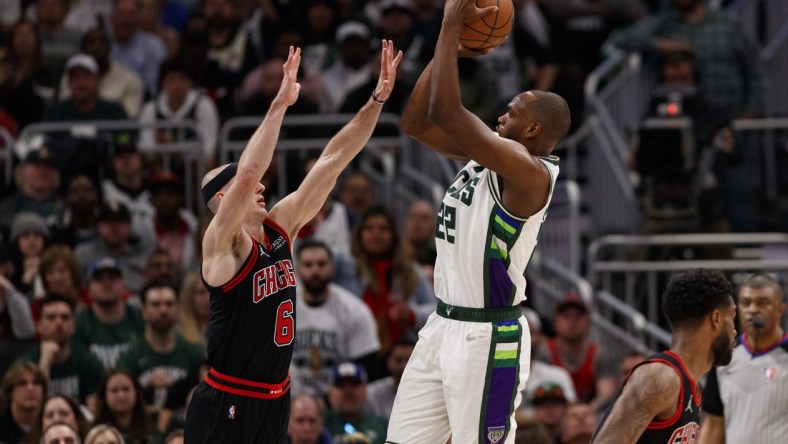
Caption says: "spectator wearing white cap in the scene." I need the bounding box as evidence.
[43,54,127,122]
[319,22,373,113]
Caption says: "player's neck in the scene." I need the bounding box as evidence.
[745,327,785,353]
[669,337,709,383]
[243,219,266,244]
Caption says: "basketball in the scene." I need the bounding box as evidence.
[459,0,514,50]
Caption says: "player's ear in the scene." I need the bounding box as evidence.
[525,121,542,138]
[709,308,722,331]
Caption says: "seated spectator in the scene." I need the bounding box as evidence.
[514,420,554,444]
[84,424,125,444]
[33,246,90,318]
[145,172,199,278]
[139,0,180,57]
[177,273,210,346]
[320,22,373,113]
[142,248,178,287]
[341,205,435,361]
[27,394,91,443]
[543,294,617,407]
[560,402,599,444]
[19,295,104,409]
[530,382,568,443]
[31,0,83,69]
[58,28,145,118]
[117,280,204,416]
[0,147,64,233]
[110,0,167,97]
[9,212,50,298]
[366,338,415,419]
[102,133,155,241]
[94,369,151,444]
[402,199,436,266]
[291,241,379,397]
[288,394,333,444]
[324,361,388,444]
[0,361,47,443]
[238,57,320,116]
[339,46,408,115]
[338,172,375,228]
[50,175,101,248]
[43,54,127,122]
[74,203,155,296]
[40,422,81,444]
[0,273,37,345]
[138,59,220,171]
[74,258,145,370]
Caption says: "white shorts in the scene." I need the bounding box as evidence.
[386,311,531,444]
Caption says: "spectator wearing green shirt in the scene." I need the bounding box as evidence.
[324,361,388,444]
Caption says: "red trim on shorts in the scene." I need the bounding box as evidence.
[205,368,290,399]
[221,239,259,292]
[643,358,684,430]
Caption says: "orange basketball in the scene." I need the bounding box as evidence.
[459,0,514,50]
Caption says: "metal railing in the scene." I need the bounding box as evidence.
[730,0,788,45]
[19,120,206,212]
[538,180,582,274]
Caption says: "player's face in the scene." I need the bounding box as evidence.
[105,373,136,415]
[497,92,536,141]
[42,397,78,433]
[738,286,785,336]
[711,298,737,366]
[143,287,179,333]
[38,302,75,343]
[295,247,334,297]
[360,215,393,258]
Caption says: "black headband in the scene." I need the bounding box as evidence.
[202,162,238,207]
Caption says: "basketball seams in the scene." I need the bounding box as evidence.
[459,0,513,49]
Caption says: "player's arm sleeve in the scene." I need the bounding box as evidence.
[702,367,724,416]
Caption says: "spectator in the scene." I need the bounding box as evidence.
[84,424,125,444]
[543,294,617,407]
[74,258,144,370]
[0,21,53,129]
[338,172,375,229]
[50,175,101,248]
[320,21,373,112]
[94,369,151,444]
[616,351,645,387]
[19,295,103,408]
[519,307,577,418]
[375,0,429,88]
[291,240,379,397]
[142,248,178,287]
[33,246,90,320]
[0,147,64,233]
[287,394,333,444]
[299,0,342,76]
[110,0,167,97]
[146,171,199,277]
[530,382,568,443]
[74,203,155,295]
[9,212,50,298]
[43,54,127,122]
[238,57,321,116]
[700,273,788,444]
[138,59,220,171]
[342,205,435,359]
[560,402,598,444]
[58,28,145,118]
[139,0,180,57]
[324,361,388,444]
[514,420,554,444]
[102,133,155,241]
[402,199,436,266]
[117,280,205,411]
[28,394,91,443]
[33,0,83,69]
[366,338,415,419]
[0,361,47,444]
[339,43,408,115]
[40,422,81,444]
[177,272,210,345]
[0,273,37,345]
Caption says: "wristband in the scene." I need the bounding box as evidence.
[372,91,386,105]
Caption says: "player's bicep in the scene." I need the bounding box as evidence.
[401,119,470,162]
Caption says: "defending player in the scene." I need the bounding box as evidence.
[184,42,402,443]
[386,0,571,441]
[592,269,737,443]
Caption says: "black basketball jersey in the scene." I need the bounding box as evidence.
[594,351,701,444]
[202,219,296,386]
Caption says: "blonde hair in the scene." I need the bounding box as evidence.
[84,424,125,444]
[178,272,207,345]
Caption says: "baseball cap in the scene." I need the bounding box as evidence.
[111,132,138,156]
[530,382,567,405]
[335,22,370,44]
[65,53,99,75]
[98,202,132,222]
[23,147,57,167]
[555,293,589,315]
[381,0,412,14]
[149,170,183,192]
[331,361,368,385]
[10,212,50,241]
[89,257,122,279]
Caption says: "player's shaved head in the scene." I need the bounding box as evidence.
[528,90,571,145]
[201,163,236,213]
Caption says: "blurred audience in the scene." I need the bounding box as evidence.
[110,0,167,97]
[177,272,210,346]
[403,199,436,266]
[320,21,373,113]
[530,382,568,443]
[324,361,388,444]
[43,54,127,122]
[102,133,154,241]
[50,175,101,248]
[0,361,46,443]
[365,338,414,418]
[0,273,36,343]
[94,369,152,444]
[0,148,64,233]
[27,394,91,443]
[9,212,50,298]
[560,402,599,444]
[287,394,333,444]
[146,171,199,277]
[84,424,126,444]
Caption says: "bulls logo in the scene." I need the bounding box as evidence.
[253,259,296,302]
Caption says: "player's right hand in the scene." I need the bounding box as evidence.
[274,46,302,107]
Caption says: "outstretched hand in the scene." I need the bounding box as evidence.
[444,0,498,25]
[372,40,403,104]
[274,46,302,107]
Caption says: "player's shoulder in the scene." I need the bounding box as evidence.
[629,359,681,393]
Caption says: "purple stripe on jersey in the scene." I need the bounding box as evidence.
[484,366,516,443]
[488,258,513,308]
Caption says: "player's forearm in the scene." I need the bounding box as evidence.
[428,17,464,123]
[236,103,289,181]
[400,60,433,136]
[320,98,383,173]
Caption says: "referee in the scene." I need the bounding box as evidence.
[700,273,788,444]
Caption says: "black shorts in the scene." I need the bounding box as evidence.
[184,381,290,443]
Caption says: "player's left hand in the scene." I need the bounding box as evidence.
[371,40,403,104]
[445,0,498,25]
[273,46,302,107]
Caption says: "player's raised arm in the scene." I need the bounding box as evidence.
[269,40,402,241]
[592,363,680,443]
[201,47,301,272]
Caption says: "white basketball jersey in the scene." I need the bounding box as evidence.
[433,157,559,309]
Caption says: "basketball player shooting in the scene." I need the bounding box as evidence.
[184,42,401,443]
[385,0,570,441]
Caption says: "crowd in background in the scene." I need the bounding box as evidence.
[0,0,771,442]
